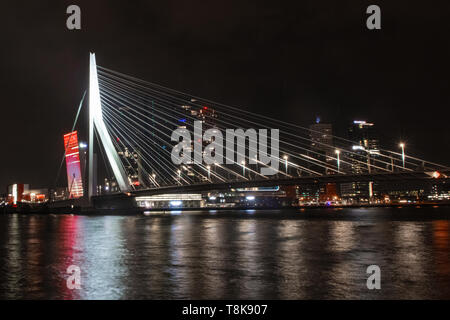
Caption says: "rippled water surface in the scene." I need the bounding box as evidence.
[1,206,450,299]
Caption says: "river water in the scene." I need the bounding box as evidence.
[0,206,449,299]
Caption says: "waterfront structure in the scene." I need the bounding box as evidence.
[309,120,334,175]
[349,120,379,154]
[89,53,130,201]
[135,193,203,209]
[22,188,48,203]
[310,121,333,152]
[63,131,84,198]
[340,120,380,201]
[347,120,380,173]
[117,147,145,188]
[7,183,29,204]
[297,185,320,204]
[46,53,448,211]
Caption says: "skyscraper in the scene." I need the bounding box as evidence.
[347,120,380,174]
[63,131,84,198]
[117,147,142,188]
[309,119,334,174]
[348,120,379,155]
[340,120,380,201]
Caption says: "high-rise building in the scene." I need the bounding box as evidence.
[309,119,334,174]
[7,183,30,204]
[310,123,333,152]
[347,120,380,174]
[348,120,379,155]
[340,120,380,201]
[177,101,220,182]
[181,99,218,129]
[117,147,145,188]
[63,131,84,199]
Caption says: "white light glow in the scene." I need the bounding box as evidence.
[170,200,182,207]
[89,53,130,197]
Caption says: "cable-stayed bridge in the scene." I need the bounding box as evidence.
[77,53,449,209]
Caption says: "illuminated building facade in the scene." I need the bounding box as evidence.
[22,188,48,203]
[7,183,29,204]
[117,147,143,188]
[347,120,380,173]
[349,120,379,154]
[63,131,84,198]
[341,120,380,201]
[177,101,219,182]
[309,120,334,175]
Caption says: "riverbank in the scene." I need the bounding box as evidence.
[1,201,449,215]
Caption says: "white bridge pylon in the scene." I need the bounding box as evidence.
[88,52,130,200]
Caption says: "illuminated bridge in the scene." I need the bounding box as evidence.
[59,53,450,210]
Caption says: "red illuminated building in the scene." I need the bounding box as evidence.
[63,131,84,198]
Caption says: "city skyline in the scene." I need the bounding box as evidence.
[1,1,450,304]
[1,1,450,189]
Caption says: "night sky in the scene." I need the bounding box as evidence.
[1,0,449,190]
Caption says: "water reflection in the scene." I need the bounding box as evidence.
[275,220,305,299]
[389,223,431,298]
[432,220,450,298]
[0,207,449,299]
[4,215,23,299]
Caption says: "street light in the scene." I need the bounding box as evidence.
[177,169,181,184]
[399,143,405,168]
[241,160,246,177]
[432,171,440,179]
[283,155,288,174]
[335,149,341,173]
[207,165,211,180]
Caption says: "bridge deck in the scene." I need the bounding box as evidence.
[93,170,449,199]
